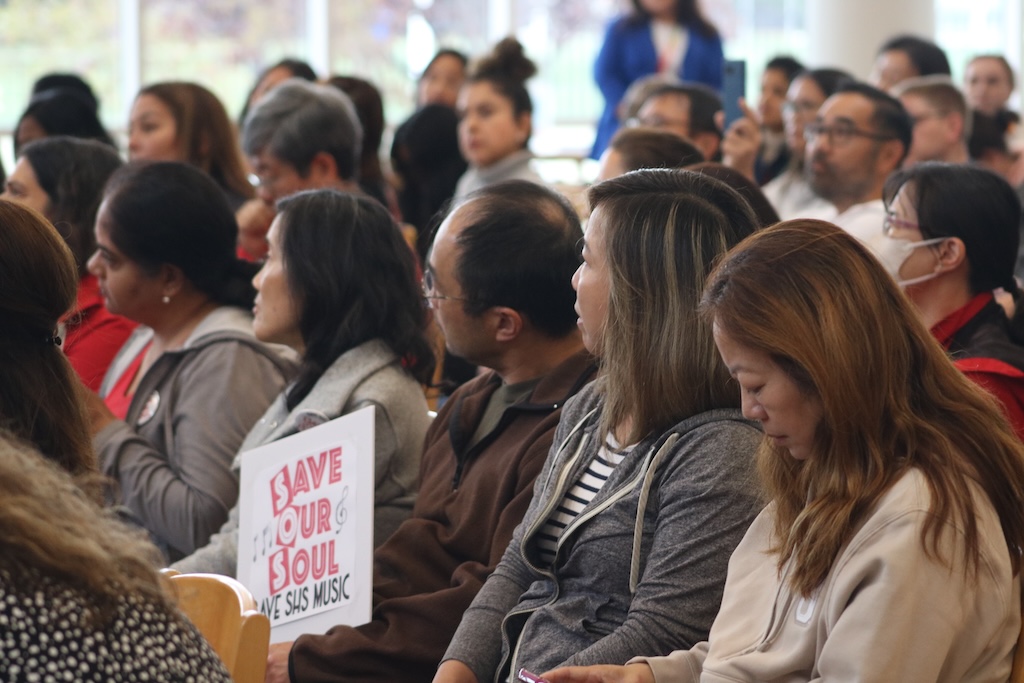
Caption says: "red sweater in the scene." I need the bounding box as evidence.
[63,274,137,391]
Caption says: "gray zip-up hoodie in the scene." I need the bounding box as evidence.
[442,382,764,682]
[95,307,295,561]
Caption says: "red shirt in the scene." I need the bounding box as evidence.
[931,292,1024,441]
[63,274,137,391]
[103,341,150,420]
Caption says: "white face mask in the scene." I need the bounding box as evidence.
[873,235,947,287]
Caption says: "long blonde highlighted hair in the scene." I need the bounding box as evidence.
[588,169,762,443]
[0,432,170,626]
[701,219,1024,595]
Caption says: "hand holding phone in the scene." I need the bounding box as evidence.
[518,668,550,683]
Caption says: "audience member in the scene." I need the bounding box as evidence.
[435,170,763,683]
[0,433,233,682]
[546,218,1024,683]
[14,88,116,155]
[31,71,100,112]
[391,104,468,261]
[174,188,433,573]
[85,162,294,561]
[894,76,970,166]
[0,199,95,477]
[592,0,723,157]
[762,67,852,219]
[804,81,911,245]
[326,75,397,213]
[265,180,596,683]
[879,163,1024,437]
[417,49,469,108]
[238,57,317,126]
[969,110,1020,180]
[755,55,805,184]
[965,54,1017,118]
[595,127,703,181]
[129,81,255,210]
[454,37,544,199]
[2,137,135,390]
[238,79,363,259]
[632,81,723,161]
[870,34,952,93]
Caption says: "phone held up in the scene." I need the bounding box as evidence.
[518,668,550,683]
[722,59,747,130]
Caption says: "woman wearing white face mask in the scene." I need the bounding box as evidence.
[879,162,1024,439]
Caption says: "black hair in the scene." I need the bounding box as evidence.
[31,73,99,112]
[628,0,719,38]
[390,104,467,260]
[326,76,388,206]
[102,162,257,309]
[799,68,855,99]
[835,81,913,164]
[238,57,318,125]
[609,127,705,171]
[19,137,124,275]
[15,89,115,156]
[450,180,582,339]
[644,81,723,137]
[467,37,537,140]
[422,49,469,78]
[878,34,952,78]
[884,163,1021,294]
[275,190,435,408]
[765,56,805,83]
[968,109,1019,158]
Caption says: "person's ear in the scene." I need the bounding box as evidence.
[935,236,967,271]
[159,263,187,299]
[305,151,341,186]
[491,305,524,343]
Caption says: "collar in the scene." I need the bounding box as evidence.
[931,292,993,348]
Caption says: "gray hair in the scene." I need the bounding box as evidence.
[242,79,363,180]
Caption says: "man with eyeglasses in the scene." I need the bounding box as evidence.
[804,82,912,247]
[271,180,597,683]
[631,82,723,162]
[893,76,971,168]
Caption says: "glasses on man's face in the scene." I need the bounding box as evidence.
[883,213,924,237]
[782,100,819,117]
[422,269,472,306]
[804,121,895,147]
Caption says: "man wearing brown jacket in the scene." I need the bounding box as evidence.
[267,180,597,683]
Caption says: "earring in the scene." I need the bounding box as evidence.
[162,295,171,304]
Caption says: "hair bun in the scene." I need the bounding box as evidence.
[472,37,537,84]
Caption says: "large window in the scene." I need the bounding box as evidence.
[0,0,1021,173]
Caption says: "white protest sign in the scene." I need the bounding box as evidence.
[237,405,374,642]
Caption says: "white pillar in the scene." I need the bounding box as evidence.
[806,0,935,80]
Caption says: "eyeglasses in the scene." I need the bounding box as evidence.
[804,121,896,146]
[883,213,924,236]
[782,100,820,117]
[422,269,473,305]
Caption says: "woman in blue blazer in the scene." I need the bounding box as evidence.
[592,0,723,157]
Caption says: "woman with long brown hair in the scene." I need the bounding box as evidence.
[545,219,1024,683]
[0,432,231,681]
[434,170,764,683]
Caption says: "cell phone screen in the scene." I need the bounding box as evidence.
[517,668,549,683]
[722,59,747,130]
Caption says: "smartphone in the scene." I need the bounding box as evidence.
[722,59,747,130]
[517,668,550,683]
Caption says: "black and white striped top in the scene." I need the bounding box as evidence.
[535,435,634,565]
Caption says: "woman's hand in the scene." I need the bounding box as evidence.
[432,660,480,683]
[720,98,762,183]
[236,199,276,261]
[542,663,656,683]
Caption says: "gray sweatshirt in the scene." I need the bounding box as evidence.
[442,382,764,682]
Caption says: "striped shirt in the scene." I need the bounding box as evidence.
[535,435,634,565]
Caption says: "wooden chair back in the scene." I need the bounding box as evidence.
[168,572,270,683]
